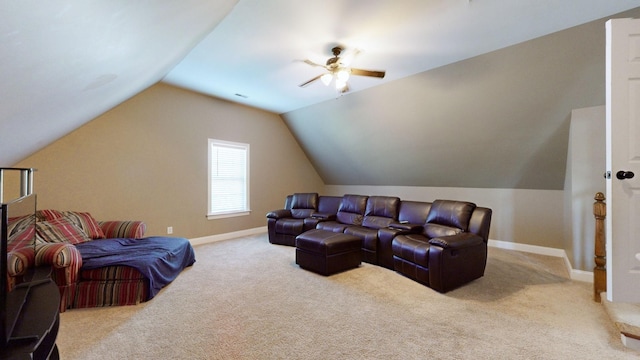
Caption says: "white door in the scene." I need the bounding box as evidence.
[606,18,640,303]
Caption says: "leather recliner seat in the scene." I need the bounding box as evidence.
[266,193,319,246]
[343,196,400,265]
[267,194,492,292]
[316,194,369,233]
[392,200,492,292]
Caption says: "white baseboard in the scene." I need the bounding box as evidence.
[622,334,640,351]
[570,269,593,283]
[189,232,594,283]
[189,226,267,246]
[488,239,593,283]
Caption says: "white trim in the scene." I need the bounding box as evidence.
[206,210,251,220]
[208,138,250,217]
[621,334,640,351]
[489,239,565,257]
[189,226,267,246]
[488,239,593,283]
[188,233,594,282]
[570,269,594,283]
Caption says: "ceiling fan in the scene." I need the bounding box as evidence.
[299,46,386,93]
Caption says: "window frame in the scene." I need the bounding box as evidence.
[207,139,250,220]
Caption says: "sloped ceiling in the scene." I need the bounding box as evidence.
[2,1,639,190]
[282,17,608,189]
[0,0,239,167]
[163,0,639,114]
[282,6,640,190]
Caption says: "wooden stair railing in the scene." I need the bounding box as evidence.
[593,192,606,302]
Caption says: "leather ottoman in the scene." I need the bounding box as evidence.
[295,229,362,276]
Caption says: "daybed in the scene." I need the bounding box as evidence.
[266,193,492,292]
[9,210,195,312]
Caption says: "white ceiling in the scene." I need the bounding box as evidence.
[163,0,640,114]
[1,0,639,167]
[0,0,239,167]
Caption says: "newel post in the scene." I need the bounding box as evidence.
[593,192,606,302]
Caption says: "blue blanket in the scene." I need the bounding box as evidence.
[75,236,196,299]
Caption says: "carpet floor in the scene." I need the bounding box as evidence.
[56,234,638,359]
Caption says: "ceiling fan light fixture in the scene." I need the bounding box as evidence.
[299,45,385,93]
[335,78,347,91]
[336,68,350,82]
[320,73,333,86]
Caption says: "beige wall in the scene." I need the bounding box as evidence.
[10,82,590,268]
[15,83,325,238]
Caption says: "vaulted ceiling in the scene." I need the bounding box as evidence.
[2,1,639,189]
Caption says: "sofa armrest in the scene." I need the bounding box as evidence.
[6,247,35,277]
[310,212,336,221]
[428,232,483,250]
[35,242,82,269]
[428,232,487,293]
[266,209,292,219]
[389,222,422,232]
[99,221,146,239]
[35,242,83,312]
[377,227,411,270]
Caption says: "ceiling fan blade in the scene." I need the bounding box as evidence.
[303,59,327,68]
[350,68,386,78]
[339,49,360,67]
[299,74,324,87]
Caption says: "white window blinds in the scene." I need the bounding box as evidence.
[208,139,250,218]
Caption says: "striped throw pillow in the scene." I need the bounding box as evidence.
[36,209,64,221]
[36,217,92,244]
[61,211,106,239]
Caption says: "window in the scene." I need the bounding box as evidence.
[208,139,250,219]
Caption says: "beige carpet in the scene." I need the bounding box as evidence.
[57,234,637,359]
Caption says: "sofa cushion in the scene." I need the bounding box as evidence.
[365,196,400,219]
[62,211,106,239]
[291,208,314,219]
[274,218,305,235]
[316,221,350,233]
[336,212,363,226]
[36,209,64,221]
[361,196,399,229]
[291,193,318,209]
[398,201,431,224]
[344,226,378,251]
[392,233,430,267]
[361,216,395,229]
[8,214,33,235]
[423,223,462,239]
[336,194,368,226]
[425,200,476,231]
[37,209,106,239]
[36,217,92,244]
[7,218,35,251]
[290,193,318,219]
[99,221,146,239]
[317,196,342,214]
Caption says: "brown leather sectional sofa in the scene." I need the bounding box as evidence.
[266,193,492,293]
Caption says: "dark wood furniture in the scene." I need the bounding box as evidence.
[593,192,606,303]
[1,267,60,360]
